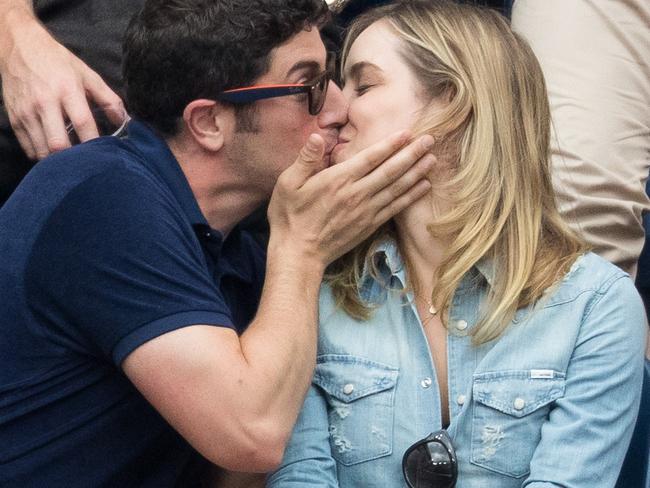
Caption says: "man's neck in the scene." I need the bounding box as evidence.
[168,138,264,235]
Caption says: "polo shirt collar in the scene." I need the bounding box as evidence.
[126,119,211,230]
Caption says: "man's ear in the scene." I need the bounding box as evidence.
[182,99,234,152]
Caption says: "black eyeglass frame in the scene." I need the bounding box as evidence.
[218,54,336,116]
[402,430,458,488]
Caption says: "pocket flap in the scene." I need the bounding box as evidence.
[313,354,398,403]
[472,370,565,417]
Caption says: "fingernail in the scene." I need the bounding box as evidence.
[306,134,320,152]
[420,135,435,151]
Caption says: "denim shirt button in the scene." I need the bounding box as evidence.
[343,383,355,395]
[514,397,526,410]
[420,377,432,388]
[456,394,467,406]
[455,319,468,331]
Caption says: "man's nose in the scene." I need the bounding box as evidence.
[318,81,348,129]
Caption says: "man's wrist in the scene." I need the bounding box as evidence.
[266,237,327,279]
[0,5,38,68]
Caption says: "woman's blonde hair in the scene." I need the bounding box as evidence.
[326,0,588,344]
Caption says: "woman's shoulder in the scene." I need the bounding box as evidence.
[527,252,645,343]
[542,251,636,305]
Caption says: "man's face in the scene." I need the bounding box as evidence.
[225,27,348,197]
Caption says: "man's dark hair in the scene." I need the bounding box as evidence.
[123,0,329,136]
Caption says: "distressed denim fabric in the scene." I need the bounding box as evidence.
[268,242,647,487]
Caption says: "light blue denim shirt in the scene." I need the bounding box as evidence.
[268,241,647,488]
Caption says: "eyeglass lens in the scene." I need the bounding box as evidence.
[404,441,456,488]
[309,54,336,115]
[308,73,325,115]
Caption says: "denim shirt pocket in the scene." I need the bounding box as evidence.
[313,354,399,466]
[470,370,565,478]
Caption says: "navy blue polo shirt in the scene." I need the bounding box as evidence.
[0,121,265,486]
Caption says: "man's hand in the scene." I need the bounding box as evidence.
[0,5,123,160]
[268,131,436,268]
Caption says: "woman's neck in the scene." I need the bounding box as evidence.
[394,195,449,297]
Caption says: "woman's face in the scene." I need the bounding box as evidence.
[332,21,429,164]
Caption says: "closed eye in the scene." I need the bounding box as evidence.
[355,84,374,95]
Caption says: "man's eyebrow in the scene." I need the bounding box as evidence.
[345,61,382,81]
[286,60,322,78]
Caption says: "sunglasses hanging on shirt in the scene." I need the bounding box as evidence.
[402,430,458,488]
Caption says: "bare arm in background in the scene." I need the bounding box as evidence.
[0,0,123,159]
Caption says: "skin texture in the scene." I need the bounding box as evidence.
[0,1,123,159]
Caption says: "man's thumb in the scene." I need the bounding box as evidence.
[294,133,325,177]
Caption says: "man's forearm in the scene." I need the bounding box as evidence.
[237,241,325,453]
[0,2,34,35]
[0,0,32,18]
[0,1,36,69]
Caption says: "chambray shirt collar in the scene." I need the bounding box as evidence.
[126,119,214,235]
[363,238,495,295]
[474,257,496,288]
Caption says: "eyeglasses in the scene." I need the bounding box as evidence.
[218,55,335,116]
[402,430,458,488]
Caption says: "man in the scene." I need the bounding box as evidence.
[0,0,435,485]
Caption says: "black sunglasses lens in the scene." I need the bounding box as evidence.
[404,441,456,488]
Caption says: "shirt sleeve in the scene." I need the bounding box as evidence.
[25,169,235,366]
[267,384,340,487]
[523,275,647,488]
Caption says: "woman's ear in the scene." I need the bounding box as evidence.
[182,99,234,152]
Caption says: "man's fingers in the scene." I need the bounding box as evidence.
[63,95,99,143]
[372,154,436,209]
[342,130,410,179]
[83,69,125,125]
[354,135,435,197]
[12,123,37,160]
[21,115,50,160]
[373,179,432,225]
[342,131,430,181]
[40,103,71,154]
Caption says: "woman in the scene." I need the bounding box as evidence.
[267,1,647,487]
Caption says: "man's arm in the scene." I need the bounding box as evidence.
[123,132,436,472]
[0,0,123,159]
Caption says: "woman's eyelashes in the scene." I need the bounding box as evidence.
[353,72,381,96]
[355,83,374,95]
